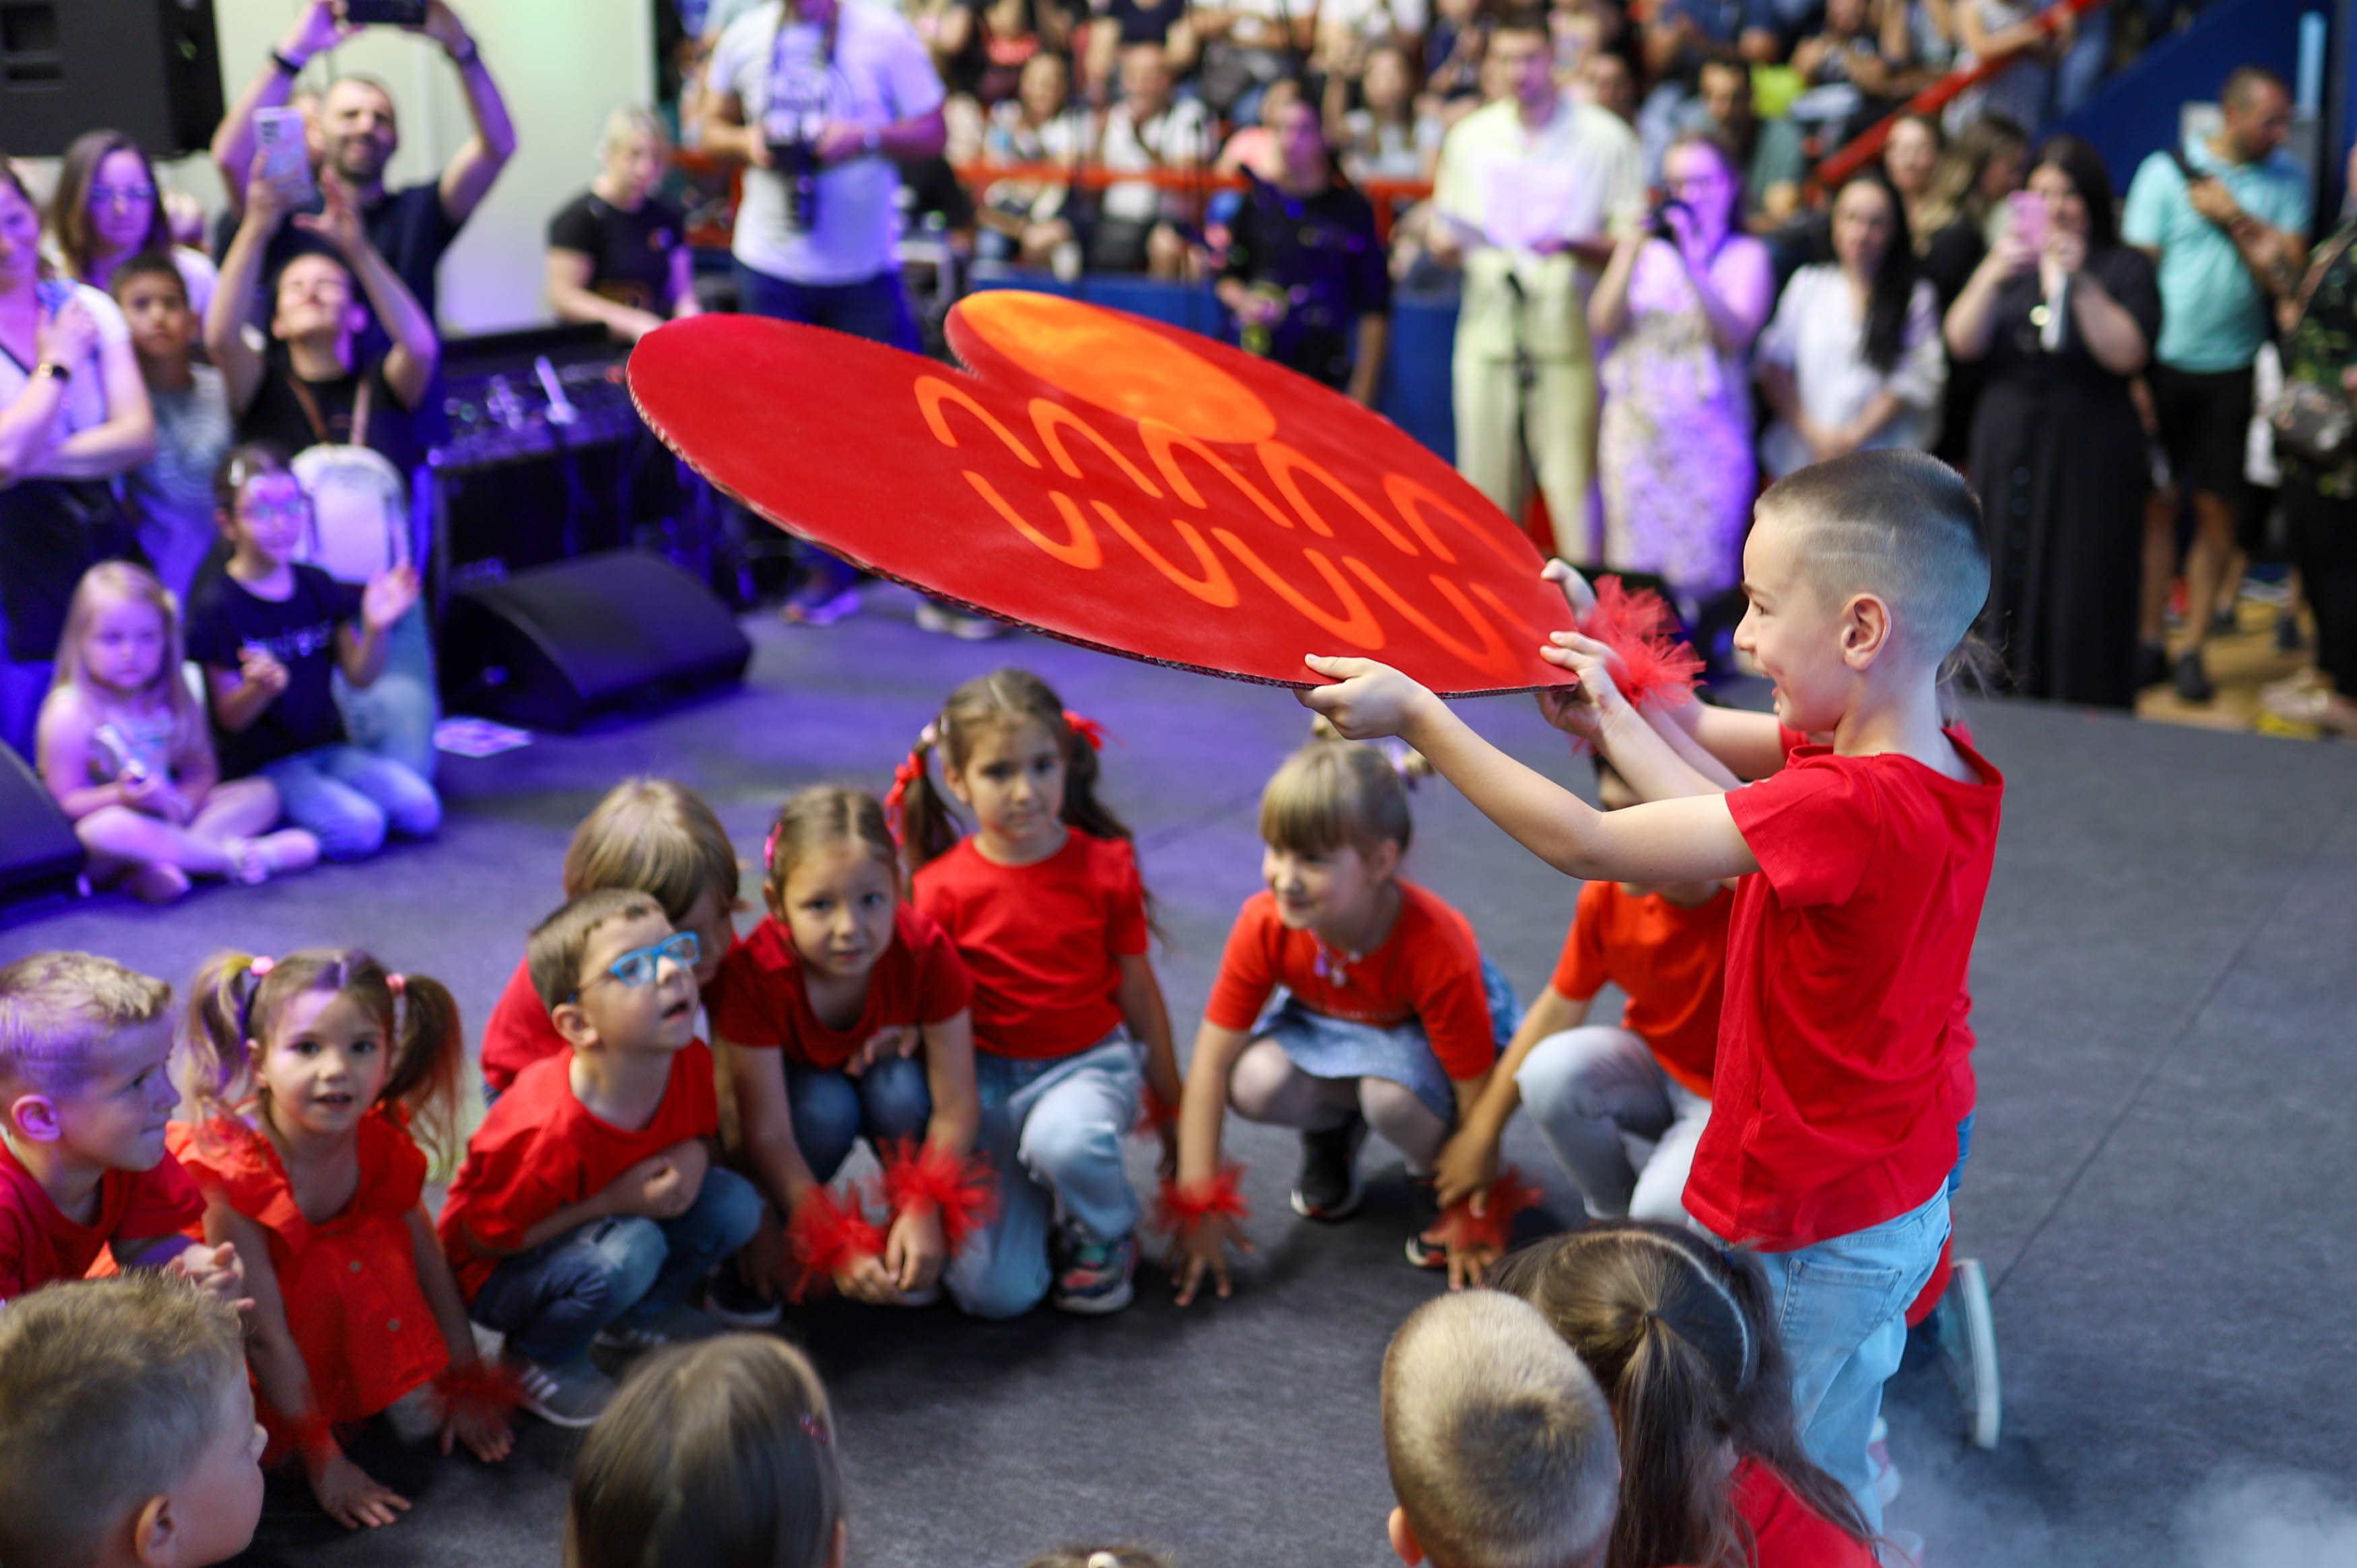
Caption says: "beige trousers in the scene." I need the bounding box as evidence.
[1451,349,1601,561]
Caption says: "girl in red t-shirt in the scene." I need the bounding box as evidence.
[1492,1221,1878,1568]
[712,784,985,1310]
[899,668,1184,1318]
[174,948,514,1531]
[1169,741,1520,1305]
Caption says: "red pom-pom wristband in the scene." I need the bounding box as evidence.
[1135,1082,1179,1135]
[1432,1168,1543,1254]
[786,1184,885,1300]
[1576,576,1704,716]
[878,1140,999,1255]
[1154,1164,1249,1234]
[430,1360,525,1425]
[290,1409,339,1466]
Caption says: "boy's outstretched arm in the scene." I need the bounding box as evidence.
[1300,656,1760,885]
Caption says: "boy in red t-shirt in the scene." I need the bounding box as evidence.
[440,891,760,1429]
[0,952,243,1308]
[1307,451,2003,1530]
[1437,759,1731,1231]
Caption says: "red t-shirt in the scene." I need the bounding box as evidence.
[1204,883,1498,1081]
[912,831,1150,1060]
[438,1041,721,1299]
[0,1139,204,1301]
[710,905,974,1070]
[170,1110,448,1442]
[1689,727,2002,1251]
[1732,1458,1875,1568]
[1550,879,1731,1098]
[479,936,741,1094]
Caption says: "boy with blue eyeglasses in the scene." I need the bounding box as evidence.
[438,889,759,1429]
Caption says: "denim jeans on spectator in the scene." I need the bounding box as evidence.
[943,1029,1142,1320]
[470,1165,762,1367]
[733,263,922,595]
[335,604,439,782]
[789,1054,934,1182]
[261,743,440,860]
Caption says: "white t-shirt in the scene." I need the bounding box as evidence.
[1754,265,1946,478]
[710,0,948,285]
[0,283,131,452]
[1098,97,1211,224]
[1321,0,1428,42]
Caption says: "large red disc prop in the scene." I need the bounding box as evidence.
[628,292,1574,694]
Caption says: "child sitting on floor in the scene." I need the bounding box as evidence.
[568,1334,844,1568]
[901,668,1185,1318]
[713,785,985,1309]
[439,890,761,1428]
[1435,757,1730,1231]
[1383,1289,1620,1568]
[1307,450,2004,1529]
[36,561,316,903]
[0,952,243,1305]
[0,1271,265,1568]
[1169,740,1519,1303]
[1493,1220,1877,1568]
[174,949,513,1532]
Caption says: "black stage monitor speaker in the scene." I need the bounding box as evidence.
[439,551,754,731]
[0,741,84,913]
[0,0,224,158]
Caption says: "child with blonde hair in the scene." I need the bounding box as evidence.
[36,560,316,901]
[174,948,513,1531]
[900,668,1185,1317]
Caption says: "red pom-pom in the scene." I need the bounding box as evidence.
[1154,1165,1250,1235]
[1134,1082,1179,1136]
[1579,576,1704,713]
[878,1140,999,1256]
[430,1360,525,1425]
[1432,1169,1543,1254]
[787,1184,884,1299]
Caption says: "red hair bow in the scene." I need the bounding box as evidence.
[1061,709,1107,752]
[1579,576,1704,713]
[882,747,928,847]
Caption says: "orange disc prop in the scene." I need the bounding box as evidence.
[628,292,1575,695]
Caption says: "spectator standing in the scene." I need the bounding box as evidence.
[1577,49,1640,126]
[110,254,230,602]
[1336,44,1445,184]
[1756,171,1945,479]
[547,108,704,344]
[1192,0,1317,123]
[1946,136,2160,708]
[1883,112,1944,244]
[935,0,1075,110]
[1082,0,1199,107]
[1687,56,1809,236]
[1430,11,1643,560]
[2123,65,2310,701]
[977,54,1090,276]
[1915,112,2026,473]
[46,131,219,321]
[702,0,952,627]
[1590,129,1772,607]
[1950,0,2069,136]
[1090,44,1214,277]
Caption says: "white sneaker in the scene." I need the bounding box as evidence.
[1936,1256,2002,1450]
[512,1356,616,1429]
[915,600,1009,641]
[1869,1414,1902,1507]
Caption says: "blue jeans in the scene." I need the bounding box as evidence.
[335,605,438,783]
[789,1054,934,1182]
[1754,1184,1952,1533]
[470,1165,762,1366]
[943,1031,1142,1320]
[261,743,440,860]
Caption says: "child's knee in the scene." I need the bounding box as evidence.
[860,1057,934,1140]
[1017,1107,1120,1186]
[308,797,389,860]
[382,772,441,838]
[945,1243,1049,1320]
[688,1167,764,1255]
[1513,1032,1589,1117]
[585,1217,670,1309]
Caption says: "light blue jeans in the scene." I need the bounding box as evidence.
[943,1030,1143,1320]
[1752,1184,1952,1532]
[261,743,440,860]
[335,605,439,783]
[788,1054,933,1181]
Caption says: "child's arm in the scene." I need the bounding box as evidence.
[110,1231,247,1309]
[204,652,288,732]
[1302,658,1761,885]
[337,568,420,689]
[1434,984,1593,1209]
[879,1011,985,1298]
[34,691,141,821]
[1437,1068,1496,1287]
[1115,952,1183,1173]
[402,1207,513,1465]
[304,176,440,409]
[1172,1019,1255,1307]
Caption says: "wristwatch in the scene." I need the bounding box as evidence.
[446,36,480,66]
[35,361,69,384]
[271,47,306,76]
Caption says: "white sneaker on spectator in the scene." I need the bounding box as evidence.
[1937,1256,2001,1450]
[915,601,1009,641]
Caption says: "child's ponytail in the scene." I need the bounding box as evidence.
[379,969,467,1166]
[889,724,964,877]
[1053,706,1135,848]
[178,951,267,1129]
[1610,1315,1741,1568]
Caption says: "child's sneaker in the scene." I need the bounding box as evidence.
[1403,1175,1447,1270]
[705,1267,784,1328]
[1936,1255,2001,1450]
[1868,1414,1902,1507]
[595,1303,725,1355]
[512,1355,616,1429]
[1290,1114,1368,1221]
[1051,1227,1136,1315]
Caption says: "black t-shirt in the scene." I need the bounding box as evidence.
[238,348,423,483]
[1108,0,1185,46]
[185,563,363,776]
[1220,178,1390,389]
[547,191,687,316]
[230,181,459,360]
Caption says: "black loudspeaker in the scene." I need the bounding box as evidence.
[0,0,224,158]
[0,742,84,913]
[438,551,754,730]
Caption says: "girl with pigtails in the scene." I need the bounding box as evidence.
[895,667,1185,1318]
[171,949,516,1531]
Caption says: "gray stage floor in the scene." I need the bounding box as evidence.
[5,590,2354,1568]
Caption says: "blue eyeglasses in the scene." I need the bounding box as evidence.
[578,931,700,996]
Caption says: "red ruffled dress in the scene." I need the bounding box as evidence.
[168,1109,451,1458]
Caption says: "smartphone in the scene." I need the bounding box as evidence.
[255,106,317,207]
[2007,189,2045,252]
[345,0,428,22]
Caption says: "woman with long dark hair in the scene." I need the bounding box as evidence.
[1756,171,1944,479]
[1946,135,2159,708]
[46,129,219,315]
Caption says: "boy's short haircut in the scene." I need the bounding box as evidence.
[562,777,739,923]
[106,248,189,306]
[1261,740,1414,859]
[527,889,668,1013]
[1384,1292,1620,1568]
[1756,450,1991,665]
[0,1272,244,1568]
[0,952,172,1096]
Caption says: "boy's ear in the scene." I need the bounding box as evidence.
[131,1492,176,1567]
[1388,1507,1425,1567]
[1368,838,1404,883]
[551,998,599,1052]
[1838,590,1895,669]
[6,1091,63,1144]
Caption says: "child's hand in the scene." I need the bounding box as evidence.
[360,564,420,634]
[1541,557,1598,618]
[119,768,174,817]
[611,1144,702,1219]
[1535,630,1626,743]
[166,1241,251,1311]
[1296,656,1438,741]
[437,1367,515,1464]
[293,171,368,258]
[1170,1211,1252,1307]
[882,1206,947,1298]
[836,1252,904,1304]
[242,151,292,232]
[308,1451,411,1530]
[1432,1126,1500,1212]
[844,1024,919,1077]
[238,645,290,700]
[1440,1231,1500,1292]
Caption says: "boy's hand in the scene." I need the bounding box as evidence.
[1296,655,1437,740]
[1441,1232,1498,1291]
[239,645,291,699]
[1432,1124,1501,1211]
[1170,1213,1252,1307]
[1541,557,1597,618]
[361,564,420,633]
[167,1241,251,1309]
[1535,630,1628,743]
[308,1451,411,1530]
[882,1205,947,1297]
[611,1142,705,1219]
